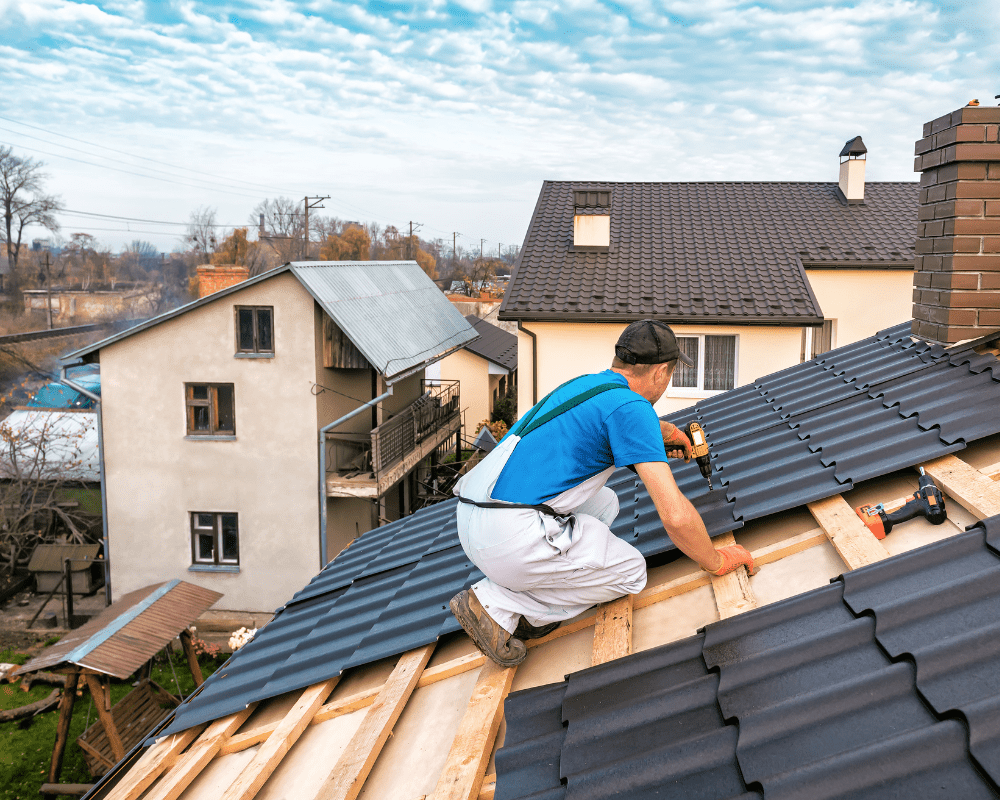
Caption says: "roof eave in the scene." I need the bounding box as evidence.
[497,310,826,326]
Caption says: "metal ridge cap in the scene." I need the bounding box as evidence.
[494,310,825,326]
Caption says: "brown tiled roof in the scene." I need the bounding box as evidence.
[463,315,517,371]
[499,181,918,324]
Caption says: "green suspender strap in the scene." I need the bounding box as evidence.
[510,380,626,439]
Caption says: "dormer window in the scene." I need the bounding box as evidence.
[573,188,611,249]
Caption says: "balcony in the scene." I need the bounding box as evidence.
[325,380,461,498]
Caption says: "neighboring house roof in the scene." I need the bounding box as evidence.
[28,543,100,573]
[499,181,917,323]
[496,514,1000,800]
[13,580,222,679]
[63,262,478,382]
[158,323,1000,735]
[463,315,518,371]
[27,369,101,409]
[0,409,99,482]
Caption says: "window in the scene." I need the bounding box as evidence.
[191,512,239,566]
[185,383,236,436]
[235,306,274,355]
[801,320,835,362]
[671,335,737,393]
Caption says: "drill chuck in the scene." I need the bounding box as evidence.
[684,421,713,489]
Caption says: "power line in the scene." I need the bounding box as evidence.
[60,209,246,228]
[0,114,303,196]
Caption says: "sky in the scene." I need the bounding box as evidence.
[0,0,997,256]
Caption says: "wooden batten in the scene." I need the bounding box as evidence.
[709,532,758,620]
[923,454,1000,520]
[808,495,891,570]
[323,315,372,370]
[592,596,633,665]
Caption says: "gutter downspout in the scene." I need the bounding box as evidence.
[517,321,538,405]
[318,386,393,569]
[59,366,111,605]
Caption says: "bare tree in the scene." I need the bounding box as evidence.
[252,197,303,263]
[0,147,62,280]
[185,206,218,262]
[0,409,98,575]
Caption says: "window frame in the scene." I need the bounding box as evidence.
[190,511,240,567]
[234,306,274,356]
[184,383,236,437]
[668,334,740,397]
[801,320,835,362]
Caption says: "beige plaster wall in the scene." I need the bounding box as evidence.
[439,347,490,436]
[514,321,801,416]
[805,269,913,349]
[101,272,323,612]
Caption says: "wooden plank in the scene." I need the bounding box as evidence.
[47,671,79,785]
[144,706,256,800]
[219,725,275,756]
[430,662,516,800]
[808,494,891,570]
[478,774,496,800]
[221,677,339,800]
[592,595,633,666]
[103,726,205,800]
[419,651,486,686]
[314,644,435,800]
[85,673,126,763]
[179,630,204,687]
[709,532,757,620]
[980,461,1000,481]
[75,737,116,770]
[923,454,1000,520]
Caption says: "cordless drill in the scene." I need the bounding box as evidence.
[684,421,713,490]
[854,468,947,540]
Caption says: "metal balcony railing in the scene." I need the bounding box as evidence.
[325,380,460,486]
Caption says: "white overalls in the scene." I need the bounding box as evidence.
[454,427,648,634]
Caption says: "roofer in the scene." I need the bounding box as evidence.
[449,319,758,666]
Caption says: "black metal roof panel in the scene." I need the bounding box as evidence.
[162,325,1000,735]
[497,519,1000,799]
[500,181,917,322]
[463,315,518,371]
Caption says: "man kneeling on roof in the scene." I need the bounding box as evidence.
[450,319,758,666]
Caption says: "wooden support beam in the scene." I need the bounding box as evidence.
[430,662,516,800]
[592,595,633,666]
[85,673,126,763]
[179,629,204,687]
[709,532,758,620]
[923,454,1000,520]
[478,774,496,800]
[47,670,79,786]
[808,494,890,570]
[144,706,256,800]
[102,726,206,800]
[39,785,93,797]
[221,677,339,800]
[315,643,435,800]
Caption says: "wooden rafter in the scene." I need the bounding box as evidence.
[430,662,516,800]
[314,643,435,800]
[709,532,758,620]
[808,494,890,570]
[923,454,1000,520]
[592,596,633,666]
[103,726,205,800]
[220,676,339,800]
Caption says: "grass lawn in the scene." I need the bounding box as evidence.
[0,645,228,800]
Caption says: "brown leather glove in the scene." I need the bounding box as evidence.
[708,544,759,576]
[661,421,693,462]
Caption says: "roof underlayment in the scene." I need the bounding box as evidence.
[496,514,1000,800]
[159,322,1000,736]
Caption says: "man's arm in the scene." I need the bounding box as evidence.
[635,461,756,575]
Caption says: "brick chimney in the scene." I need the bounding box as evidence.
[912,104,1000,344]
[196,264,249,299]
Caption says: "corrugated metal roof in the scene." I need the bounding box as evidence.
[290,262,477,380]
[160,324,1000,735]
[62,262,478,381]
[14,580,222,679]
[500,181,916,323]
[0,409,100,482]
[496,516,1000,800]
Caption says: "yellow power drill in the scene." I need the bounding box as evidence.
[684,421,713,489]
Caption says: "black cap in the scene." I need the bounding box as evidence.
[615,320,694,367]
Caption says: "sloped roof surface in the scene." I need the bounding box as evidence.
[500,181,916,322]
[496,516,1000,800]
[463,315,518,370]
[292,262,477,380]
[15,580,222,679]
[161,324,1000,735]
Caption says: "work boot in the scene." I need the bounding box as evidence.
[514,617,561,640]
[449,588,527,667]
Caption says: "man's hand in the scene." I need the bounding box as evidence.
[660,421,692,462]
[707,544,759,576]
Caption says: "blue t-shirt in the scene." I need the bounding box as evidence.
[491,370,667,505]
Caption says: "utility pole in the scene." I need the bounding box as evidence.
[43,251,52,330]
[452,232,460,273]
[303,196,330,260]
[480,239,485,260]
[408,221,423,260]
